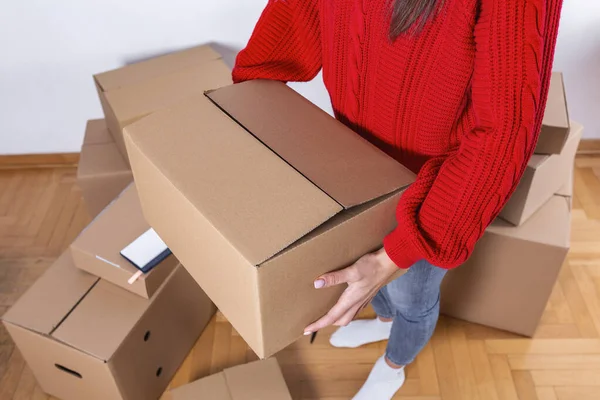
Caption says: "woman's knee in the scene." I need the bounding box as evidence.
[395,292,441,322]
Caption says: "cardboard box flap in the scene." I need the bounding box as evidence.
[125,95,342,265]
[83,119,113,145]
[208,80,415,208]
[51,279,150,361]
[169,359,291,400]
[72,183,151,279]
[170,373,232,400]
[94,44,222,92]
[489,195,570,247]
[543,72,570,133]
[224,358,292,400]
[1,252,99,336]
[105,59,232,127]
[77,142,130,178]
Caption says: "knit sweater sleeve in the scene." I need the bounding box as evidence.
[383,0,564,269]
[232,0,322,83]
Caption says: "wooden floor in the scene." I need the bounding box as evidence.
[1,157,600,400]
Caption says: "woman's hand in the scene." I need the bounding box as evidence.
[304,247,403,334]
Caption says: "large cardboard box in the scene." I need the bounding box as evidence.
[168,359,292,400]
[2,252,215,400]
[535,72,570,155]
[71,183,178,298]
[77,119,133,217]
[499,121,582,225]
[94,44,232,164]
[441,194,571,336]
[124,80,415,358]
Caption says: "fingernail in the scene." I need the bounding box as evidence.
[314,279,325,289]
[304,331,312,336]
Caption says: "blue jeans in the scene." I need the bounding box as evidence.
[371,259,447,366]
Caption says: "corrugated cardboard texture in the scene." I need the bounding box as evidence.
[94,45,231,163]
[71,183,178,298]
[442,195,571,336]
[2,252,215,400]
[208,80,414,208]
[500,121,583,225]
[535,72,570,154]
[124,81,415,357]
[170,359,292,400]
[77,119,132,217]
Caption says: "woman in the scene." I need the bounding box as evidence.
[233,0,563,398]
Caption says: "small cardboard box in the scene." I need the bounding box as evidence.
[71,183,178,298]
[77,119,133,217]
[94,44,232,164]
[499,121,582,226]
[535,72,570,155]
[124,80,415,358]
[168,359,292,400]
[2,252,215,400]
[441,193,571,336]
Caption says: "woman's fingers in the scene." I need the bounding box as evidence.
[304,290,359,333]
[333,303,362,326]
[314,265,358,289]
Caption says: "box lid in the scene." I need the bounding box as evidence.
[83,119,113,146]
[489,195,570,248]
[542,72,570,133]
[2,251,99,336]
[125,81,414,265]
[207,80,414,208]
[2,250,174,361]
[94,44,222,92]
[169,359,292,400]
[51,278,149,360]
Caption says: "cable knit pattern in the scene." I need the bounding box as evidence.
[233,0,564,270]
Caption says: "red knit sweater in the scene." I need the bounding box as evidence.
[232,0,563,270]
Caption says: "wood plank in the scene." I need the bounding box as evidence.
[535,387,558,400]
[488,355,519,400]
[511,371,539,400]
[530,370,600,386]
[509,354,600,370]
[467,340,500,400]
[447,322,480,400]
[554,386,600,400]
[486,339,600,355]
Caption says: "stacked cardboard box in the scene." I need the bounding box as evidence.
[2,45,238,400]
[441,73,581,336]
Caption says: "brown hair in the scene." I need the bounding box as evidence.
[390,0,444,39]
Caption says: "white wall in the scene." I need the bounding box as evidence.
[0,0,598,155]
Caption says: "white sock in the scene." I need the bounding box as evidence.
[353,355,406,400]
[329,318,392,348]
